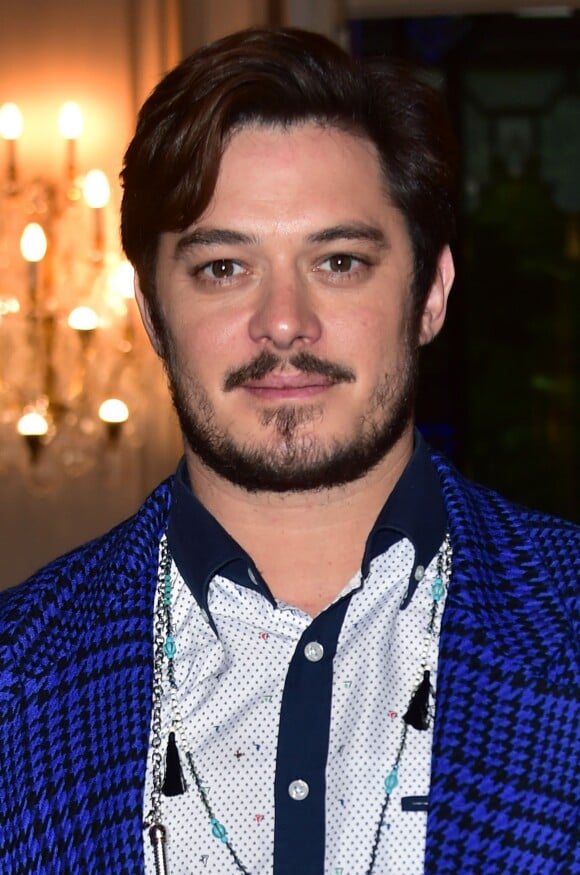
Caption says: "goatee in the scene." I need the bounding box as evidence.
[161,343,418,493]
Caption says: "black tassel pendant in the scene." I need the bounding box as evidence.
[162,731,187,796]
[403,670,432,731]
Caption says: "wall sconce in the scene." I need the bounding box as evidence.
[0,99,148,488]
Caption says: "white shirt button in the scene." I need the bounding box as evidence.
[414,565,425,581]
[304,641,324,662]
[288,779,309,801]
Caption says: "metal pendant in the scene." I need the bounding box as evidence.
[149,822,169,875]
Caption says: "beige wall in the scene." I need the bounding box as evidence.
[181,0,271,52]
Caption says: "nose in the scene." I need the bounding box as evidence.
[248,270,322,350]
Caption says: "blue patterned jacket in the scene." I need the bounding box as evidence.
[1,454,578,874]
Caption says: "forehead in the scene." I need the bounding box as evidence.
[195,121,399,233]
[223,120,380,167]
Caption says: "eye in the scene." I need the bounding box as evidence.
[318,253,366,274]
[201,259,243,279]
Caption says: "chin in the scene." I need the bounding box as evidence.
[182,405,413,494]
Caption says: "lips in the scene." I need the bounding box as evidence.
[244,372,335,390]
[223,350,355,393]
[242,371,337,397]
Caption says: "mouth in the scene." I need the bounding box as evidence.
[241,372,338,399]
[223,350,356,398]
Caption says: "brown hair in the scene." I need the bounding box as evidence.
[121,27,457,325]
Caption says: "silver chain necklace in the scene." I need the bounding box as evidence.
[146,532,452,874]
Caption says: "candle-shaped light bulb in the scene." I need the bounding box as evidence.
[108,260,135,299]
[68,305,98,357]
[0,102,23,188]
[99,398,129,423]
[17,411,49,436]
[20,223,47,262]
[20,223,47,309]
[83,169,110,208]
[107,260,136,351]
[68,305,99,331]
[0,102,23,139]
[99,398,129,443]
[58,101,83,139]
[17,410,49,463]
[68,306,98,389]
[59,101,82,196]
[83,169,110,259]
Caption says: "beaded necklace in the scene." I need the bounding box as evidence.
[145,532,452,875]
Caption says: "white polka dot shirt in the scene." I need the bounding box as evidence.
[143,436,448,874]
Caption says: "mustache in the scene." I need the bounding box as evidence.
[223,350,356,392]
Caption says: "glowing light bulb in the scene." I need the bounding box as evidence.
[98,399,129,424]
[0,103,23,140]
[108,260,135,299]
[20,223,47,262]
[83,169,110,208]
[68,306,99,331]
[58,101,83,139]
[17,411,49,436]
[0,297,20,316]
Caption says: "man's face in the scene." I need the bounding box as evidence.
[139,123,451,492]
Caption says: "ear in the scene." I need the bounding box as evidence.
[134,273,164,357]
[418,245,455,347]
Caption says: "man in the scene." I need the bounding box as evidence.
[0,27,577,875]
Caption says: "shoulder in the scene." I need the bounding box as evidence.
[429,447,578,614]
[430,449,579,556]
[430,450,578,674]
[0,482,173,869]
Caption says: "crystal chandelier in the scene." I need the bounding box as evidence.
[0,100,153,491]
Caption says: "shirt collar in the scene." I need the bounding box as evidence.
[167,458,267,619]
[361,430,447,608]
[167,429,447,614]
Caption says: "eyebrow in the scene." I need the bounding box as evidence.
[305,223,389,248]
[174,228,258,256]
[174,221,388,257]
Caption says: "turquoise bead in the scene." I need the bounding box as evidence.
[211,818,228,842]
[432,577,445,601]
[164,635,176,658]
[384,767,398,794]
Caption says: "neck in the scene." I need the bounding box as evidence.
[184,430,414,615]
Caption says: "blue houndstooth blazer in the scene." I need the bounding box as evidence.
[1,453,578,874]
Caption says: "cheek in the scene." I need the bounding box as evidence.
[168,310,253,379]
[331,303,402,356]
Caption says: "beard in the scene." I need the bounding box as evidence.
[158,332,418,494]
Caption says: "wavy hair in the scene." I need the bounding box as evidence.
[121,28,457,327]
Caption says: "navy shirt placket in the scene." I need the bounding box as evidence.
[273,597,351,873]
